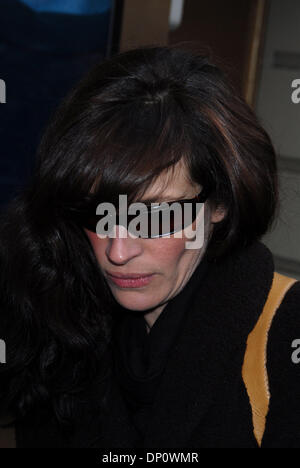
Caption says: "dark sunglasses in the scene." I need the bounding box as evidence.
[73,187,210,238]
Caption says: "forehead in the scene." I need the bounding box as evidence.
[141,160,200,201]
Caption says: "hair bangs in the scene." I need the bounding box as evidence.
[88,100,193,206]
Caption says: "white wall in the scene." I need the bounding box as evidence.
[256,0,300,279]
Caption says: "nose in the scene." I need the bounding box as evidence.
[105,225,143,265]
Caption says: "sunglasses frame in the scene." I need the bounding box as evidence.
[74,187,210,238]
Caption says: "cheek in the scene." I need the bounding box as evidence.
[147,236,203,298]
[147,236,187,268]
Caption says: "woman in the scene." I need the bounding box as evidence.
[1,46,300,448]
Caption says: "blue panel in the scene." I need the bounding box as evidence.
[0,0,113,208]
[19,0,112,15]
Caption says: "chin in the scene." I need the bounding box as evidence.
[112,290,159,312]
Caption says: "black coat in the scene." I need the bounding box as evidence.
[15,241,300,448]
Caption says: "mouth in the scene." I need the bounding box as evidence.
[106,271,155,289]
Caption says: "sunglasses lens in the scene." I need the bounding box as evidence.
[127,202,201,238]
[79,199,204,238]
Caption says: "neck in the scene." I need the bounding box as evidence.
[144,303,168,332]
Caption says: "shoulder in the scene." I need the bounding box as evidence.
[268,279,300,358]
[267,279,300,382]
[262,280,300,447]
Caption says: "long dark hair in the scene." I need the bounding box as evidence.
[0,45,278,425]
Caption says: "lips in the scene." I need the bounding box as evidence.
[106,271,155,288]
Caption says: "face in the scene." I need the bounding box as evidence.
[85,162,225,318]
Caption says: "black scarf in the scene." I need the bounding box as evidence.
[113,256,210,443]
